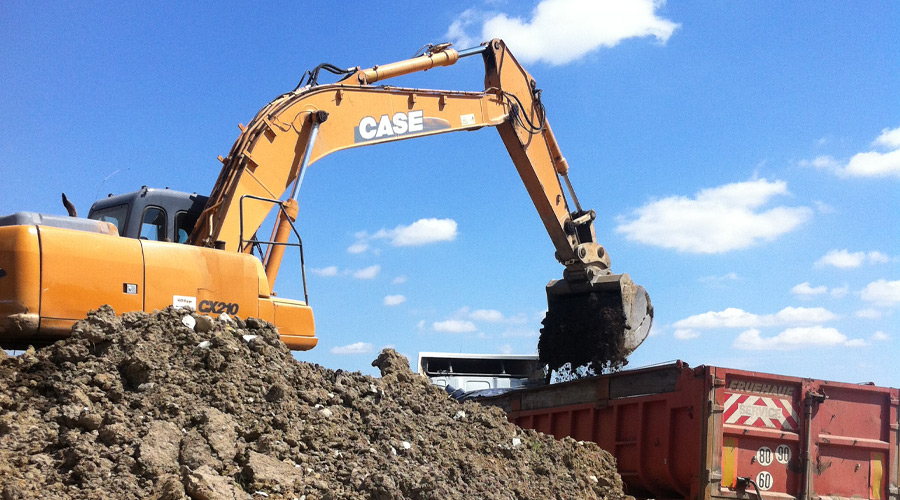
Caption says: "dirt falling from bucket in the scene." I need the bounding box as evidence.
[538,292,630,374]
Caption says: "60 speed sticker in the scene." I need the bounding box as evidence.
[756,471,773,490]
[752,445,791,491]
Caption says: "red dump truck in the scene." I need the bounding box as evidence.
[477,361,899,500]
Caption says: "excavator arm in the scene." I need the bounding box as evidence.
[191,39,652,371]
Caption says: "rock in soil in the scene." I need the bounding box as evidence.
[0,305,624,499]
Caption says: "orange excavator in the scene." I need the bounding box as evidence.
[0,40,652,371]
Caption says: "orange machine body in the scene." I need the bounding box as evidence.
[1,40,652,362]
[0,223,315,350]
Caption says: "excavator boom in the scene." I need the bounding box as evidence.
[190,39,652,370]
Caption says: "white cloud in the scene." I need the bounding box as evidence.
[874,125,900,149]
[452,306,527,325]
[445,0,678,66]
[312,266,339,277]
[674,308,759,329]
[470,309,505,323]
[391,275,407,285]
[844,149,900,178]
[856,308,883,319]
[352,218,458,251]
[433,319,478,333]
[347,241,369,254]
[813,201,836,214]
[774,306,838,324]
[791,282,827,297]
[815,249,889,269]
[830,285,849,299]
[353,265,381,280]
[499,344,514,355]
[615,179,812,254]
[330,342,374,355]
[860,279,900,307]
[868,251,891,264]
[388,218,458,246]
[801,155,841,172]
[872,331,890,341]
[733,326,860,351]
[806,125,900,178]
[816,249,864,269]
[674,306,837,329]
[673,328,700,340]
[445,9,481,50]
[383,295,406,306]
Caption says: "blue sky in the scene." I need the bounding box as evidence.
[2,1,898,384]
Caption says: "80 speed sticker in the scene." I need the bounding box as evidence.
[756,445,791,467]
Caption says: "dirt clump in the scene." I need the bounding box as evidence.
[0,306,624,499]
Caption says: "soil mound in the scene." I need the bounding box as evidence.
[0,306,624,499]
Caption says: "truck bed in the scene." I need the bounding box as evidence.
[477,361,899,500]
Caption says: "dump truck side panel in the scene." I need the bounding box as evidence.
[479,363,899,500]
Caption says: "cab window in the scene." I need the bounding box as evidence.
[175,211,201,244]
[140,207,167,241]
[88,204,129,233]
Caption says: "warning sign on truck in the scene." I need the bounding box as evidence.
[724,393,799,431]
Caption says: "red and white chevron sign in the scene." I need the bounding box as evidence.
[724,393,799,431]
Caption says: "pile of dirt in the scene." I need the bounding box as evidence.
[0,306,625,499]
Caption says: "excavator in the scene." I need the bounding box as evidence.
[0,40,652,372]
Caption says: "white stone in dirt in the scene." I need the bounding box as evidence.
[454,410,467,420]
[197,340,211,349]
[318,407,333,418]
[401,441,411,450]
[219,313,233,323]
[242,335,258,342]
[512,437,522,448]
[182,315,197,329]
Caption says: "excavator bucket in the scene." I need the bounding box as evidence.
[538,273,652,373]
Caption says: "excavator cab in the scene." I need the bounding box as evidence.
[87,187,208,243]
